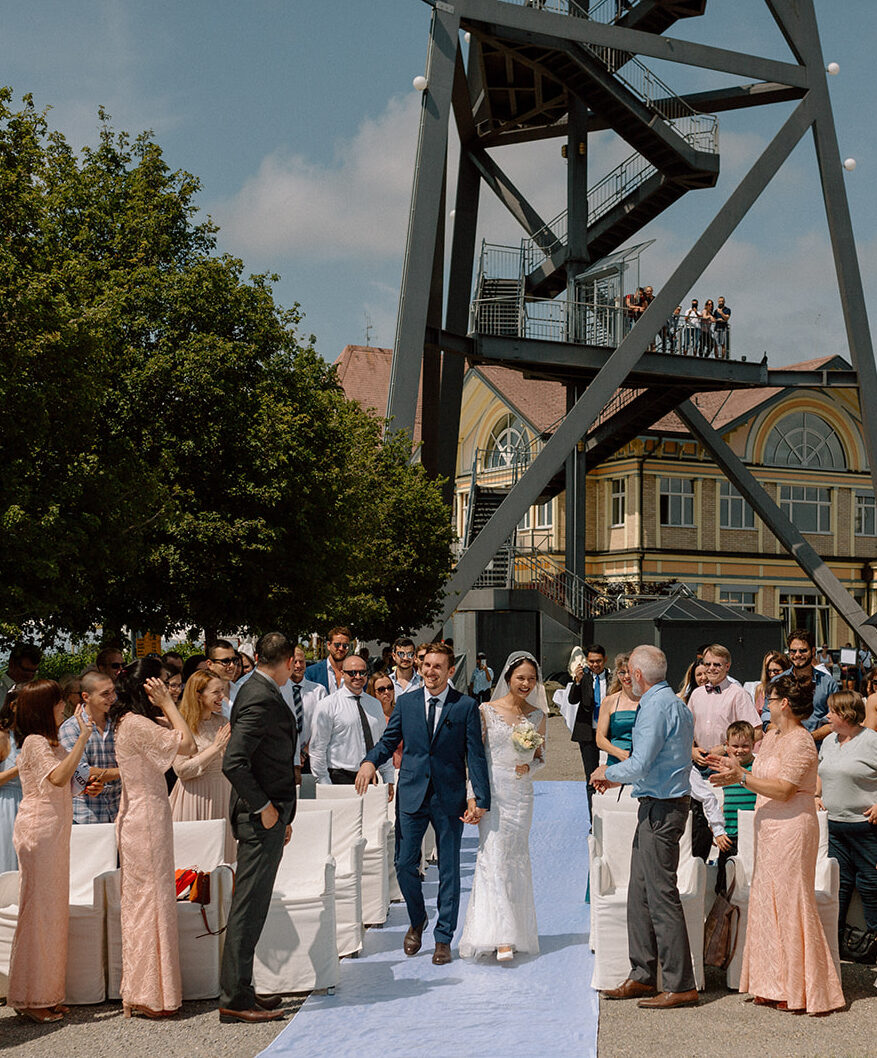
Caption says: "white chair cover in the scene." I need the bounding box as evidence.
[0,822,118,1005]
[254,808,339,993]
[589,807,706,991]
[295,799,366,956]
[315,784,391,925]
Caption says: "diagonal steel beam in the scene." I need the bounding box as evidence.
[459,0,809,87]
[466,145,555,247]
[439,97,814,623]
[386,5,459,440]
[676,399,877,652]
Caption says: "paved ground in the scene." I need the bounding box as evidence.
[2,716,875,1056]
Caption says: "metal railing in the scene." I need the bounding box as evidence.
[472,546,614,620]
[494,0,718,152]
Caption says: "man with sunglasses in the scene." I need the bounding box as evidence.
[762,628,838,742]
[95,646,125,681]
[206,639,239,718]
[0,642,42,697]
[390,637,422,696]
[306,626,353,694]
[309,657,394,791]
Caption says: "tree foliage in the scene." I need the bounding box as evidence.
[0,90,453,645]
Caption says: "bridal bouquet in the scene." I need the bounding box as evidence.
[512,720,544,754]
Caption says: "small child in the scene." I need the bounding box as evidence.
[715,720,757,892]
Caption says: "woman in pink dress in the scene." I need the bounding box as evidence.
[8,681,93,1023]
[111,658,196,1019]
[709,674,845,1015]
[169,671,234,862]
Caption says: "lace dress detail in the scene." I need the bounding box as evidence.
[740,727,845,1013]
[459,704,542,958]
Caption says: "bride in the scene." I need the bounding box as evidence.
[459,651,546,963]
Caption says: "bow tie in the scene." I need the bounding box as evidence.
[705,683,722,694]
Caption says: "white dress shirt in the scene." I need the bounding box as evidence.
[289,676,327,746]
[310,687,394,785]
[422,683,451,732]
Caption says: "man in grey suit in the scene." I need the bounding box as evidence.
[219,632,297,1023]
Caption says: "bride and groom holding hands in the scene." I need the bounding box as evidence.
[355,642,546,965]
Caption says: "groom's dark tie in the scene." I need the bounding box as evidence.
[354,695,375,753]
[428,696,439,738]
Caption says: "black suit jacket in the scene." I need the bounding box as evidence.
[223,669,298,824]
[569,668,611,744]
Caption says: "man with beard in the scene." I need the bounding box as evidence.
[761,627,837,742]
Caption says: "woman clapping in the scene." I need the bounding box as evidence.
[7,681,93,1022]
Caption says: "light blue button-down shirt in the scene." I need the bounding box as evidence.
[761,666,838,733]
[604,680,694,799]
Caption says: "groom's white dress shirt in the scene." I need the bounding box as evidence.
[310,687,394,784]
[290,676,327,746]
[423,684,451,729]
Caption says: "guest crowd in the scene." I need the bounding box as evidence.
[1,620,876,1022]
[623,285,732,358]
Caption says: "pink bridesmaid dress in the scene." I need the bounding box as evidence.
[8,737,72,1010]
[115,714,183,1013]
[741,726,845,1014]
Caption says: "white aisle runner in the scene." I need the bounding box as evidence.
[259,781,598,1058]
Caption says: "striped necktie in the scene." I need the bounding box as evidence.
[292,682,303,733]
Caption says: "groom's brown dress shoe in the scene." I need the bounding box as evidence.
[219,1007,286,1023]
[432,942,452,965]
[255,994,283,1011]
[404,918,428,956]
[602,978,658,1000]
[637,989,700,1009]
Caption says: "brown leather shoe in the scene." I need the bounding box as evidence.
[255,994,283,1011]
[432,942,452,965]
[637,989,700,1009]
[219,1006,287,1023]
[602,978,658,1000]
[404,917,428,956]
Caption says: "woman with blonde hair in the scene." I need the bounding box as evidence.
[748,651,791,715]
[596,653,640,765]
[169,670,234,862]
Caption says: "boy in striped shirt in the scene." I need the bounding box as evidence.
[715,720,757,892]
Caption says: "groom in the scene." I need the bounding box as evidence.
[356,641,490,965]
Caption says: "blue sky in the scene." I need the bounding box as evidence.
[1,0,874,369]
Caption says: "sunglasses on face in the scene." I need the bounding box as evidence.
[375,685,393,694]
[344,669,368,678]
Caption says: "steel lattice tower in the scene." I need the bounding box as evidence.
[387,0,877,648]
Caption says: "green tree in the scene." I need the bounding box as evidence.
[0,90,453,645]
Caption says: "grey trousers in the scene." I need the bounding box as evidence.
[627,796,696,993]
[219,807,287,1010]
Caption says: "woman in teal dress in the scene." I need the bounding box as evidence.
[595,653,640,765]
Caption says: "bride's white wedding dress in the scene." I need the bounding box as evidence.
[459,702,543,958]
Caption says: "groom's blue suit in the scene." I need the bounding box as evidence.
[365,685,490,945]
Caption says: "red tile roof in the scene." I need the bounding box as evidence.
[333,345,847,446]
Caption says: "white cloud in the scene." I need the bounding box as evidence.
[213,94,422,260]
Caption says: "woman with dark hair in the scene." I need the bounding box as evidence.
[0,689,22,872]
[708,675,845,1015]
[7,680,93,1022]
[181,654,208,684]
[817,690,877,961]
[112,657,196,1019]
[459,651,546,963]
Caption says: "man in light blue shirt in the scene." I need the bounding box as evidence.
[591,645,698,1009]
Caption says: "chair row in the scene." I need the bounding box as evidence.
[0,819,231,1005]
[587,789,840,993]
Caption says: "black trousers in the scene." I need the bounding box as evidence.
[577,740,600,823]
[690,798,714,863]
[219,805,288,1010]
[627,796,695,993]
[328,767,358,784]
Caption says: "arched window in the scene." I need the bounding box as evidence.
[764,411,846,470]
[485,413,529,468]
